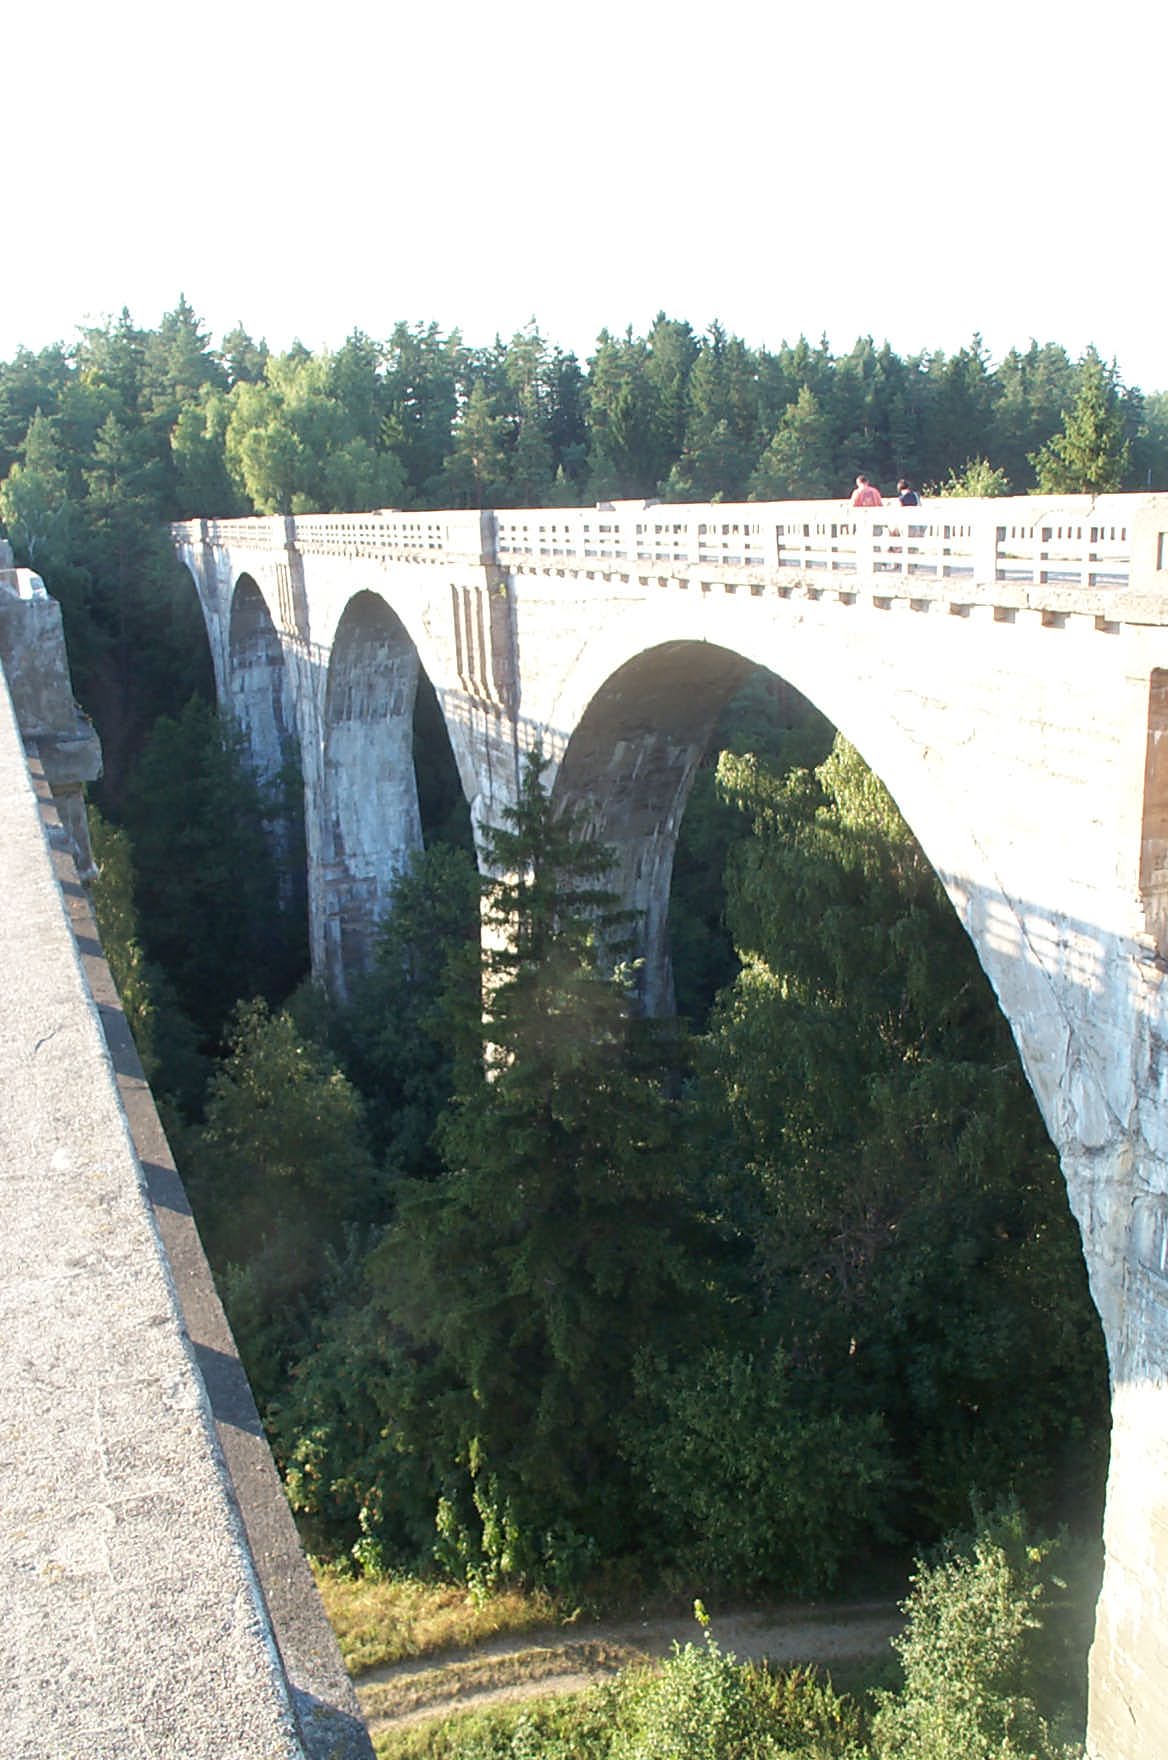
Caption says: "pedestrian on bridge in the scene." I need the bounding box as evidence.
[850,474,883,507]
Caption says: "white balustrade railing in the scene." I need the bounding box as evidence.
[174,493,1168,599]
[493,497,1145,590]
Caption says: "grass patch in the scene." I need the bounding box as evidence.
[359,1638,642,1731]
[371,1686,617,1760]
[312,1563,568,1676]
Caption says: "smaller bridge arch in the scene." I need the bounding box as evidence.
[320,589,424,990]
[228,572,298,789]
[549,640,754,1015]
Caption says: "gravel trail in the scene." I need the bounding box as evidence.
[356,1600,901,1735]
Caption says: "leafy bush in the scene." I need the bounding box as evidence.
[608,1615,865,1760]
[277,1274,446,1569]
[623,1348,892,1592]
[614,1632,779,1759]
[870,1504,1085,1760]
[434,1464,600,1602]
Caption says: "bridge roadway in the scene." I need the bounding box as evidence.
[0,567,371,1756]
[175,492,1168,1760]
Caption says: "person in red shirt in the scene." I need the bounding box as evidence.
[850,474,883,507]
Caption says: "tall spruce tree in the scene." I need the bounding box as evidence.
[1031,349,1131,494]
[368,750,710,1578]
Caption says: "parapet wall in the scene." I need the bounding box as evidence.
[0,575,371,1757]
[0,549,101,877]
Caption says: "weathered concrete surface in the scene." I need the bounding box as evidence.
[0,667,304,1758]
[0,552,101,878]
[57,775,372,1759]
[175,494,1168,1760]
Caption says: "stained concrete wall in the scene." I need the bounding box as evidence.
[175,497,1168,1760]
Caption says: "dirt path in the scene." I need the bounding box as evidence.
[356,1600,901,1735]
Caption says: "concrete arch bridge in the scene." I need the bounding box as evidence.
[174,493,1168,1760]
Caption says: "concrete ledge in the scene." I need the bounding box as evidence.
[0,665,304,1756]
[37,759,373,1760]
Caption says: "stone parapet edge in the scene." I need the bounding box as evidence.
[24,746,373,1760]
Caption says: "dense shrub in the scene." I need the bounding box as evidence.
[613,1634,865,1760]
[870,1505,1085,1760]
[623,1348,892,1592]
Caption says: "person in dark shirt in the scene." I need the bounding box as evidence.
[896,478,920,506]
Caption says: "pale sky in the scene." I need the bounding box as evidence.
[6,0,1165,389]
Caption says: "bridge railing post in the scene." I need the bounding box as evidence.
[854,510,875,579]
[1128,496,1168,595]
[974,508,1001,584]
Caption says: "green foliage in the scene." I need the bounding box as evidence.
[87,809,207,1111]
[444,381,510,508]
[380,322,463,503]
[585,329,661,499]
[357,752,713,1581]
[195,1000,376,1219]
[669,675,826,1025]
[613,1635,865,1760]
[664,323,767,502]
[617,1633,780,1759]
[750,387,836,500]
[699,734,1109,1539]
[0,408,75,561]
[223,342,407,514]
[871,1505,1086,1759]
[188,998,381,1412]
[931,456,1011,497]
[1031,349,1131,494]
[87,809,161,1075]
[623,1348,892,1593]
[372,1689,619,1760]
[122,698,306,1040]
[329,842,481,1171]
[279,1252,446,1567]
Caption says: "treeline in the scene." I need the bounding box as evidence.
[2,302,1164,544]
[2,301,1157,779]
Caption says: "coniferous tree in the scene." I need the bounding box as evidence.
[367,751,710,1576]
[699,733,1109,1535]
[220,323,270,388]
[585,328,659,499]
[443,379,509,507]
[1031,349,1131,493]
[123,699,306,1040]
[0,343,71,477]
[749,386,835,500]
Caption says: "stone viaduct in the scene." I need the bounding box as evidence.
[175,491,1168,1759]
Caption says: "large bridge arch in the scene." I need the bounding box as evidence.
[544,607,1149,1755]
[542,605,1138,1326]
